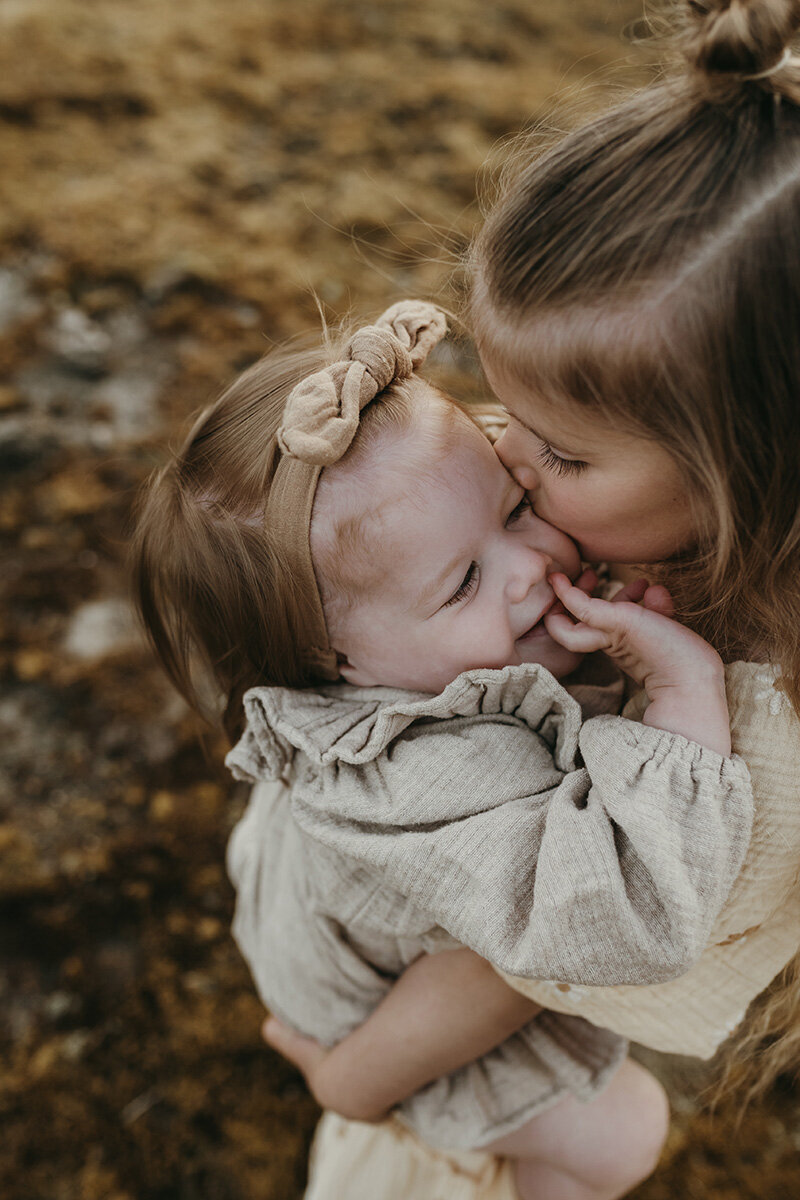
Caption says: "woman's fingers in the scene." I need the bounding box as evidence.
[574,567,599,596]
[610,577,649,605]
[262,1016,328,1079]
[609,577,674,617]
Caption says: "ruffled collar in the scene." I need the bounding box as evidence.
[226,663,585,783]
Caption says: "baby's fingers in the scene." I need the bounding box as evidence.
[549,573,615,625]
[544,610,610,653]
[544,574,618,651]
[545,565,597,630]
[548,571,643,644]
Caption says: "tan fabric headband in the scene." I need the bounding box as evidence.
[264,300,448,680]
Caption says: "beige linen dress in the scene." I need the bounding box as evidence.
[226,662,751,1153]
[301,662,798,1199]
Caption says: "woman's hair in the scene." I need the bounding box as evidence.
[131,339,442,742]
[471,0,800,704]
[469,0,800,1104]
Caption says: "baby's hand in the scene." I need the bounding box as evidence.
[545,573,731,757]
[546,571,674,646]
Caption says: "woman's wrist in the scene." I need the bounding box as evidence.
[310,1047,392,1122]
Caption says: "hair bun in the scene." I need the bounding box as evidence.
[687,0,800,76]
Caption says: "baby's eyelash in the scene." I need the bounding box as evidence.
[536,443,587,476]
[443,562,479,607]
[506,496,532,525]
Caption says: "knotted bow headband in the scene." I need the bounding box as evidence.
[265,299,448,680]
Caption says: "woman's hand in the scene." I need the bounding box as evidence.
[261,1018,360,1115]
[261,949,541,1122]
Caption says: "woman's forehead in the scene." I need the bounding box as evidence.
[483,359,622,451]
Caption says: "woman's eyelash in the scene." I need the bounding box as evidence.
[443,562,479,607]
[536,443,587,476]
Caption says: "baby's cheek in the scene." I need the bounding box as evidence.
[481,634,520,672]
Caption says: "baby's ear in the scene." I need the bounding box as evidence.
[335,651,380,688]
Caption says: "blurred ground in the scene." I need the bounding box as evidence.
[1,1,799,1197]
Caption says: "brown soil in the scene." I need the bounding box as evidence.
[1,1,798,1197]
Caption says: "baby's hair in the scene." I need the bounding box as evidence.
[469,0,800,1103]
[131,338,458,741]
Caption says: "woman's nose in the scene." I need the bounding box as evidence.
[505,547,552,604]
[495,428,539,492]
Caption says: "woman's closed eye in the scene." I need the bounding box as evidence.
[536,442,587,476]
[442,562,479,608]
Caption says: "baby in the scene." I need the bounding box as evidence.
[134,300,753,1200]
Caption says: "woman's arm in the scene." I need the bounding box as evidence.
[263,948,540,1121]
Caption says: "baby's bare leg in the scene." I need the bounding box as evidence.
[483,1059,668,1200]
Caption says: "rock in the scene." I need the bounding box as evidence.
[62,598,142,660]
[41,468,111,517]
[12,648,53,681]
[44,307,112,375]
[0,415,59,475]
[15,302,173,448]
[0,266,41,334]
[0,384,22,411]
[90,368,165,440]
[43,990,82,1022]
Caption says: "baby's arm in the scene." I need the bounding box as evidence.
[265,587,746,1120]
[303,680,750,989]
[263,590,748,1120]
[263,948,538,1121]
[546,573,731,756]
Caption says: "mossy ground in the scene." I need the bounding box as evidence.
[1,1,799,1196]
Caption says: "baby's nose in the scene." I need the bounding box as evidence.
[506,549,552,604]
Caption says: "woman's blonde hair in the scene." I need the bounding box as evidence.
[469,0,800,1103]
[131,339,442,742]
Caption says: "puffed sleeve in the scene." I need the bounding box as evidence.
[295,714,753,987]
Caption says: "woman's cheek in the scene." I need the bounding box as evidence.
[537,477,589,529]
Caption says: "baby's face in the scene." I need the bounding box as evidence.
[317,400,583,694]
